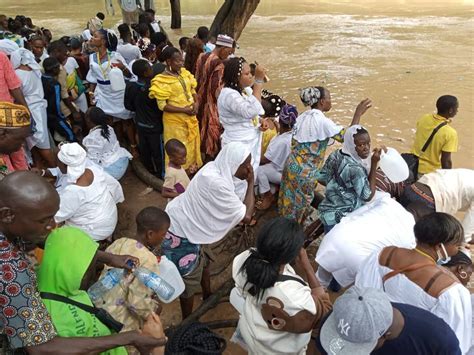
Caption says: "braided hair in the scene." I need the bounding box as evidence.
[223,57,246,94]
[87,107,110,141]
[165,322,226,355]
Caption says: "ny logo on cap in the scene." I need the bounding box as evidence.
[338,319,350,336]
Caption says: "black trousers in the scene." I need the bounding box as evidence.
[137,127,164,179]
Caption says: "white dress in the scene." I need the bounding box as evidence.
[232,250,316,355]
[315,192,416,287]
[218,87,264,173]
[355,249,472,354]
[82,126,132,168]
[55,165,125,241]
[86,51,131,119]
[15,69,49,150]
[418,169,474,241]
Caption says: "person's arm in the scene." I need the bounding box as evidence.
[365,147,384,201]
[252,64,266,102]
[260,156,271,165]
[95,250,139,269]
[350,98,372,126]
[162,103,194,115]
[161,188,181,198]
[295,249,332,328]
[10,87,29,108]
[441,151,453,169]
[26,331,166,355]
[241,167,256,224]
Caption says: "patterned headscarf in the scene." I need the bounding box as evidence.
[279,104,298,128]
[299,86,322,107]
[0,102,31,128]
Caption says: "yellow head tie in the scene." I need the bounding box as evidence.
[0,102,31,128]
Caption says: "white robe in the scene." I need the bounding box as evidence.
[55,165,124,241]
[86,52,131,119]
[315,192,416,287]
[15,69,49,150]
[165,142,250,244]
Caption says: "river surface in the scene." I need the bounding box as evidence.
[3,0,474,167]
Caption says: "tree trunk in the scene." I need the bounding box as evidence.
[210,0,260,41]
[170,0,181,29]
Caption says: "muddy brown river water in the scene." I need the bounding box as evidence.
[3,0,473,166]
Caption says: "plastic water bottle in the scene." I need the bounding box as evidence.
[88,268,125,302]
[133,267,175,302]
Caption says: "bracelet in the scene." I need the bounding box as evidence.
[41,169,46,177]
[255,79,264,84]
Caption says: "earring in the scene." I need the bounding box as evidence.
[459,271,468,279]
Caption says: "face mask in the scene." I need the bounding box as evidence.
[436,243,451,265]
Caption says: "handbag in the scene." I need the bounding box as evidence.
[40,292,124,333]
[402,120,448,183]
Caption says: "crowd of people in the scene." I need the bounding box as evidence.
[0,8,473,355]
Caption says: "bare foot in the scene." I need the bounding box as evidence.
[256,192,274,210]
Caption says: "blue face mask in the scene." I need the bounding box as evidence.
[436,243,451,265]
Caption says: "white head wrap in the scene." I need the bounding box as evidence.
[0,39,20,55]
[10,48,42,77]
[204,141,251,189]
[57,143,88,183]
[341,125,371,172]
[165,142,251,245]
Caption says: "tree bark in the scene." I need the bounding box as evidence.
[170,0,181,29]
[210,0,260,41]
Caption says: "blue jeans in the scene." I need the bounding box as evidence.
[104,156,130,180]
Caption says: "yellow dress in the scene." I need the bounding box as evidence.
[149,68,203,170]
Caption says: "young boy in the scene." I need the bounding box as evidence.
[124,59,164,177]
[97,207,170,334]
[41,57,76,143]
[161,139,190,200]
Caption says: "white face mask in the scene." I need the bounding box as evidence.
[436,243,451,265]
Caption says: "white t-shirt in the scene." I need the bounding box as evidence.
[117,43,142,65]
[264,131,292,172]
[355,249,472,354]
[233,250,316,355]
[55,165,124,241]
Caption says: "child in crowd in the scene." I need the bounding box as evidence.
[97,207,170,337]
[161,139,190,200]
[317,125,384,233]
[178,36,189,58]
[256,104,298,210]
[260,92,285,155]
[124,59,164,177]
[41,57,76,143]
[82,107,132,180]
